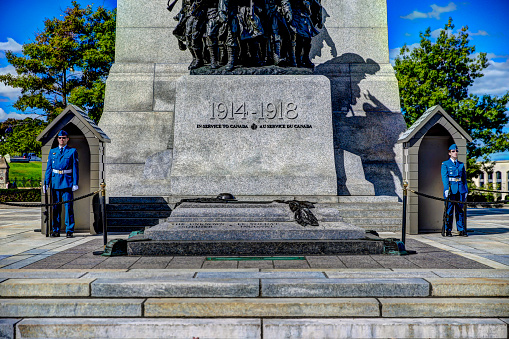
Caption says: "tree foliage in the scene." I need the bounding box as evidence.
[0,1,115,123]
[0,118,48,156]
[394,18,509,179]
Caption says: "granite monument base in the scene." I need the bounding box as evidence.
[127,201,384,256]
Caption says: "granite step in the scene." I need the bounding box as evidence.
[13,319,262,339]
[331,202,402,211]
[337,196,400,203]
[261,278,430,297]
[106,204,172,211]
[106,197,172,232]
[2,297,508,319]
[380,298,509,318]
[337,209,401,218]
[108,197,168,204]
[343,217,402,226]
[106,211,173,218]
[7,318,508,339]
[263,318,509,339]
[144,298,380,317]
[91,278,260,297]
[0,299,143,318]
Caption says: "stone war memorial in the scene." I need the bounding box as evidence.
[99,0,406,255]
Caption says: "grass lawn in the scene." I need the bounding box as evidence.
[8,162,42,182]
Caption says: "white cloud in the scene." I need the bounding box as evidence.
[401,2,457,20]
[0,65,21,101]
[400,11,428,20]
[470,30,489,36]
[428,2,457,19]
[0,108,40,122]
[0,38,22,53]
[389,43,421,65]
[470,57,509,97]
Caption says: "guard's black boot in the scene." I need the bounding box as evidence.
[208,46,220,69]
[225,46,237,71]
[459,231,468,237]
[50,232,60,237]
[446,231,453,237]
[66,232,73,238]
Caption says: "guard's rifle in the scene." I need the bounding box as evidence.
[167,0,179,12]
[441,181,451,237]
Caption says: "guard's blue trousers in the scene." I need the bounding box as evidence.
[51,188,75,233]
[444,192,465,232]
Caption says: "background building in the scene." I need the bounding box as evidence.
[472,160,509,200]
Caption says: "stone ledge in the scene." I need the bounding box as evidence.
[380,298,509,317]
[427,278,509,297]
[261,278,430,297]
[144,298,380,317]
[0,319,20,339]
[263,318,508,339]
[0,299,143,317]
[91,278,259,297]
[0,279,94,297]
[15,318,262,339]
[195,272,326,279]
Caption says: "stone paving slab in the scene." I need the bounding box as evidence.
[82,271,195,279]
[195,271,327,279]
[0,279,94,297]
[129,268,259,273]
[430,269,509,278]
[0,299,143,317]
[325,270,440,278]
[380,298,509,317]
[0,319,20,339]
[91,278,260,297]
[427,278,509,297]
[263,318,508,339]
[0,254,54,269]
[19,236,496,270]
[261,278,430,297]
[15,318,262,339]
[144,298,380,317]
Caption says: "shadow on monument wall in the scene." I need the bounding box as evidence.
[310,7,337,61]
[314,54,404,198]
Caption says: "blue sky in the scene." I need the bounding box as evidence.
[1,0,508,159]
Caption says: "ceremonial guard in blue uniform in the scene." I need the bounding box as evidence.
[44,130,79,238]
[441,144,468,237]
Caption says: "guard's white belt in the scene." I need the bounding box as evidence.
[449,178,461,182]
[53,169,72,174]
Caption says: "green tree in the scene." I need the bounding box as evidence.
[0,118,47,157]
[394,18,509,180]
[0,1,115,123]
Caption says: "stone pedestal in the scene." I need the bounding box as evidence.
[169,75,337,196]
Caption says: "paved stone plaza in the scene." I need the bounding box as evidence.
[2,206,508,270]
[1,205,509,338]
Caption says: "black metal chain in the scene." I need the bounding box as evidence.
[471,188,509,194]
[409,189,509,206]
[0,189,102,208]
